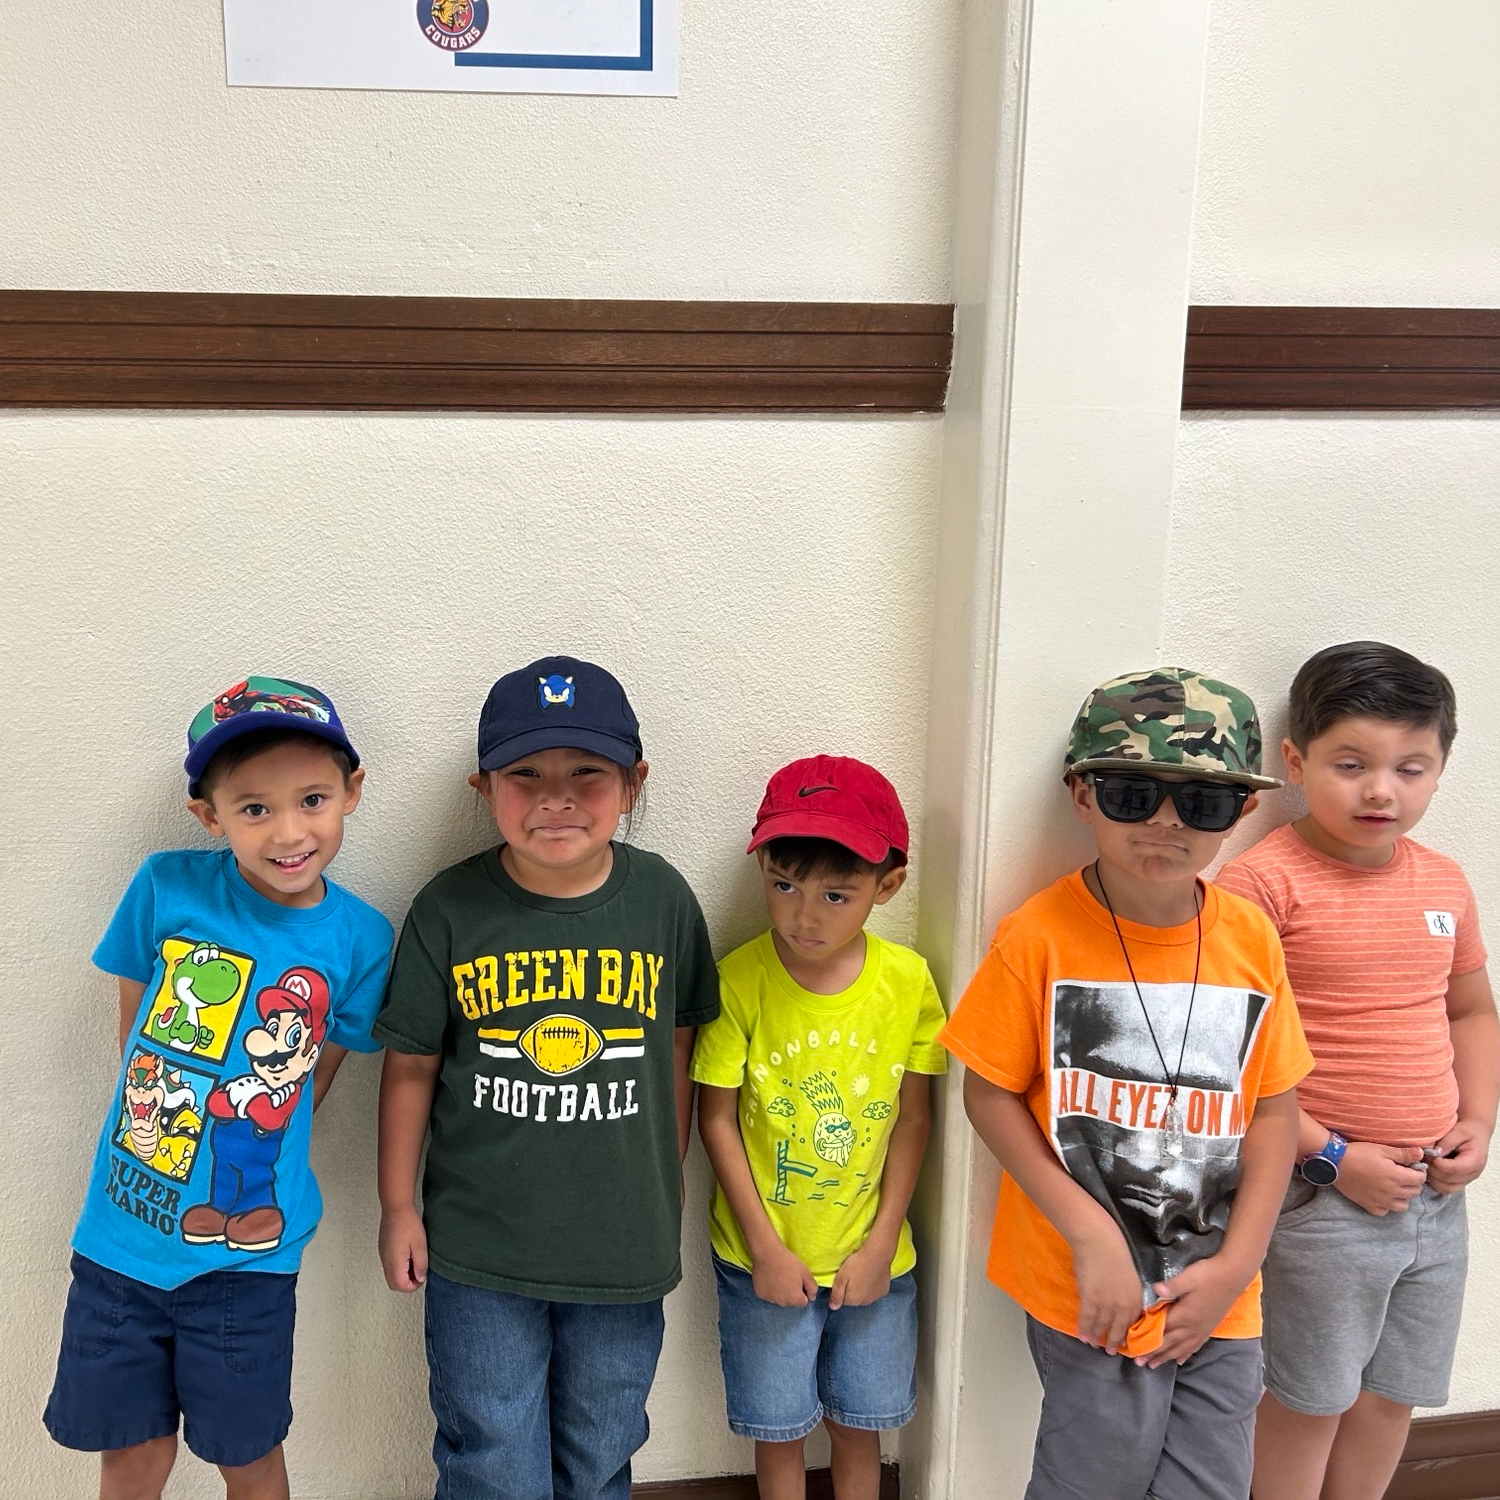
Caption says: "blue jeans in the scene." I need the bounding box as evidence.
[423,1271,665,1500]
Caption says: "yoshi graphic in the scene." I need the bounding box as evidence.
[147,944,239,1053]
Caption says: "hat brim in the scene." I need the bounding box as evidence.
[186,714,359,794]
[1066,756,1282,791]
[747,811,898,864]
[479,726,640,772]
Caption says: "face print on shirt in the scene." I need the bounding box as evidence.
[1049,979,1270,1289]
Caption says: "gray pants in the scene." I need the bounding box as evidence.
[1024,1316,1262,1500]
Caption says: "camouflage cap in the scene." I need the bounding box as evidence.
[1064,667,1282,789]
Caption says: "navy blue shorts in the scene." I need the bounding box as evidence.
[44,1252,297,1468]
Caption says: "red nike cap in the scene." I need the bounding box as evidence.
[747,755,909,865]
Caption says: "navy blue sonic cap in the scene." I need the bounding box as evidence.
[185,677,358,796]
[477,656,642,772]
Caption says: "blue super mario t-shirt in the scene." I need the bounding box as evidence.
[74,848,393,1288]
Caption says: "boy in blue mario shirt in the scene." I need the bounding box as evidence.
[44,678,393,1500]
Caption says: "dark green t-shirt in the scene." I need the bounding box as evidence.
[374,843,719,1302]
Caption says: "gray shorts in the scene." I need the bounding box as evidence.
[1023,1315,1262,1500]
[1262,1179,1467,1415]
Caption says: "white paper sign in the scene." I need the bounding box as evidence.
[225,0,678,97]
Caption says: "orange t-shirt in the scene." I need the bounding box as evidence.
[940,870,1311,1354]
[1217,824,1486,1147]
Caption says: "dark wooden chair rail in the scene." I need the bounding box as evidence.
[1185,305,1500,410]
[9,293,1499,413]
[0,291,953,413]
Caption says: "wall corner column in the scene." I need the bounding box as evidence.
[909,4,1212,1495]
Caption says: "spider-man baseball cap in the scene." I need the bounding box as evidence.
[478,656,642,771]
[185,677,358,796]
[748,755,909,865]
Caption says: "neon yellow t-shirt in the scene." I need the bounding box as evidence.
[690,930,947,1284]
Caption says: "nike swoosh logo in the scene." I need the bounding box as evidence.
[797,785,838,797]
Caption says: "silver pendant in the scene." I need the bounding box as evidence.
[1162,1100,1185,1158]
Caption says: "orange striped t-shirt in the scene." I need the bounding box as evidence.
[1217,824,1486,1147]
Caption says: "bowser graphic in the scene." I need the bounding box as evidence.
[180,966,329,1253]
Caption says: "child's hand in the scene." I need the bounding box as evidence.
[751,1243,820,1307]
[1428,1119,1492,1193]
[829,1242,893,1309]
[1334,1140,1427,1215]
[1140,1254,1251,1369]
[379,1204,429,1292]
[1070,1221,1144,1355]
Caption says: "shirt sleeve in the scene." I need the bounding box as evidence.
[1214,856,1283,931]
[689,973,749,1088]
[92,858,159,983]
[938,927,1044,1094]
[672,888,721,1028]
[328,913,395,1054]
[1250,942,1314,1099]
[904,963,949,1075]
[372,901,451,1055]
[1454,875,1488,976]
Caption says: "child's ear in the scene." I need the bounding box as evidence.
[1067,775,1095,824]
[1243,791,1260,817]
[468,770,494,804]
[1281,738,1305,785]
[187,797,224,836]
[342,766,366,815]
[873,864,908,905]
[624,759,649,810]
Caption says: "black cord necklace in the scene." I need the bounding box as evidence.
[1092,861,1202,1158]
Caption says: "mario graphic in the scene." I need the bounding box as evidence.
[180,967,329,1253]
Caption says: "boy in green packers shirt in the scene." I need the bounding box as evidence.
[692,757,947,1500]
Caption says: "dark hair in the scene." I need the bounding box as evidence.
[195,728,354,802]
[1288,641,1457,754]
[761,835,904,883]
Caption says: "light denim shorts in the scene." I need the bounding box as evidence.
[712,1253,917,1442]
[1263,1179,1468,1414]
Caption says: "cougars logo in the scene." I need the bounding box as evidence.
[417,0,488,49]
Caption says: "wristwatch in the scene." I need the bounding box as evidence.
[1300,1131,1348,1186]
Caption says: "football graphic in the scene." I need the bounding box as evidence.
[519,1015,603,1076]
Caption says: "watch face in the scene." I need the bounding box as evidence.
[1301,1154,1338,1187]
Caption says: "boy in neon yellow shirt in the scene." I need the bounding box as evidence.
[692,756,946,1500]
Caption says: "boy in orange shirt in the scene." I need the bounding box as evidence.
[941,669,1312,1500]
[1217,642,1500,1500]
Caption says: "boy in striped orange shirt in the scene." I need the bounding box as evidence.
[1218,641,1500,1500]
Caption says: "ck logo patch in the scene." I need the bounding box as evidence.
[1425,911,1456,937]
[537,674,575,709]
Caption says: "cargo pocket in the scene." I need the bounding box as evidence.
[59,1258,127,1360]
[222,1271,297,1375]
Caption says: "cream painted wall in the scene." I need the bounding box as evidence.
[1192,0,1500,304]
[1,412,941,1496]
[2,4,956,299]
[2,1,958,1493]
[1179,0,1500,1420]
[1163,415,1500,1415]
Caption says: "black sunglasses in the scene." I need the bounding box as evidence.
[1085,772,1250,834]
